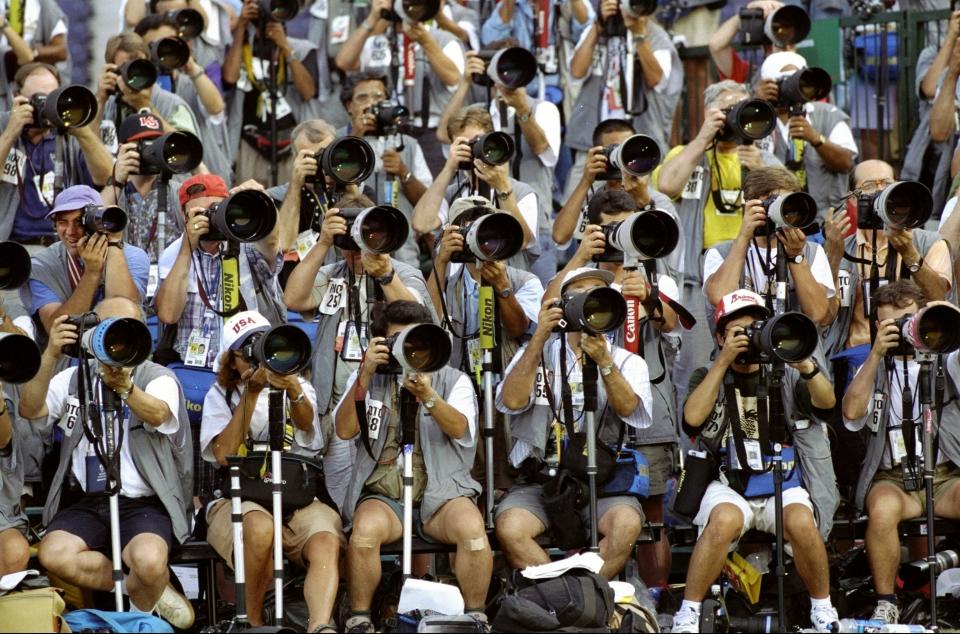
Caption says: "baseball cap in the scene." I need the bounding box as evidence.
[118,111,163,144]
[713,290,771,327]
[179,174,229,209]
[448,195,497,226]
[560,267,615,293]
[759,51,808,82]
[213,310,272,373]
[45,185,102,219]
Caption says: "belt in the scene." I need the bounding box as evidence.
[16,235,57,246]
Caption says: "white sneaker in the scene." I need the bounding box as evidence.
[871,599,900,624]
[810,603,840,633]
[671,605,701,633]
[153,583,195,629]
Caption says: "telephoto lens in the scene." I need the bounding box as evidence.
[891,304,960,357]
[757,191,818,236]
[81,318,153,367]
[202,190,278,243]
[260,0,302,22]
[556,288,628,335]
[31,85,98,130]
[0,333,41,384]
[776,67,832,113]
[598,134,661,181]
[460,132,515,170]
[117,59,158,92]
[719,99,777,143]
[81,204,128,235]
[473,47,537,89]
[165,8,205,39]
[333,205,409,253]
[739,4,810,47]
[857,180,933,231]
[900,550,960,590]
[242,325,312,375]
[310,136,376,186]
[367,101,409,137]
[138,130,204,176]
[377,323,452,374]
[598,209,680,262]
[381,0,441,22]
[149,37,191,71]
[0,241,31,290]
[619,0,657,17]
[737,312,818,365]
[450,211,524,263]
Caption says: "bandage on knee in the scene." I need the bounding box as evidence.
[462,537,488,552]
[350,535,377,549]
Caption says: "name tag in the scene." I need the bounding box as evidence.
[466,337,483,384]
[147,264,159,299]
[330,14,350,44]
[34,172,54,204]
[100,120,119,156]
[1,148,24,185]
[568,369,584,409]
[838,269,852,308]
[681,166,704,200]
[336,320,366,362]
[319,278,347,315]
[366,399,386,441]
[717,189,742,211]
[727,438,763,471]
[888,426,918,466]
[57,397,81,436]
[311,0,328,19]
[295,230,318,261]
[185,330,211,367]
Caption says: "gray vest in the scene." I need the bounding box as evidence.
[341,365,481,525]
[497,99,554,234]
[0,0,66,108]
[173,74,233,184]
[42,362,194,543]
[0,388,26,533]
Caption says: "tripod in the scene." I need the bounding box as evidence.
[268,388,285,625]
[916,353,942,629]
[478,281,497,529]
[583,355,600,551]
[100,385,125,612]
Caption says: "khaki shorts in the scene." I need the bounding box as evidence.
[206,498,345,568]
[870,463,960,513]
[636,443,679,497]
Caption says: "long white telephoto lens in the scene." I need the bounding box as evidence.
[609,209,680,260]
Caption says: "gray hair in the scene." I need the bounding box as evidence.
[703,80,748,109]
[291,119,337,147]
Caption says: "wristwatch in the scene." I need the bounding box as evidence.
[496,189,513,201]
[401,170,413,184]
[812,134,826,148]
[516,110,532,124]
[599,363,615,377]
[118,385,134,402]
[790,253,805,265]
[907,256,924,274]
[108,240,124,249]
[423,393,437,410]
[498,287,513,299]
[800,365,821,381]
[375,270,395,285]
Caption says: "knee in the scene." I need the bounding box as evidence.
[305,532,342,564]
[38,535,74,572]
[607,508,644,541]
[127,541,168,583]
[243,512,275,551]
[867,498,901,529]
[494,511,537,547]
[784,507,817,542]
[456,509,488,543]
[704,506,744,543]
[8,535,29,570]
[349,519,385,551]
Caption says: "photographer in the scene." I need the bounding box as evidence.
[283,193,430,507]
[339,70,432,269]
[841,280,960,626]
[21,185,149,339]
[755,52,857,216]
[0,381,29,577]
[0,0,67,107]
[200,311,342,633]
[671,290,838,633]
[334,300,491,633]
[0,62,113,245]
[412,104,539,269]
[155,175,291,368]
[222,0,319,185]
[18,297,194,628]
[495,268,652,579]
[334,0,465,176]
[708,0,793,84]
[704,166,837,326]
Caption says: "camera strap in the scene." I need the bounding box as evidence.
[193,250,243,318]
[724,372,771,476]
[709,149,743,216]
[498,102,523,181]
[623,44,648,117]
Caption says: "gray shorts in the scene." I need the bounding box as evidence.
[637,443,679,497]
[494,484,644,534]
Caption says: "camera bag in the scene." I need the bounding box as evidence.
[491,569,615,633]
[542,469,591,550]
[224,452,337,516]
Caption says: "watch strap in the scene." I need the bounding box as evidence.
[600,362,615,377]
[376,270,395,285]
[908,256,924,273]
[800,366,821,381]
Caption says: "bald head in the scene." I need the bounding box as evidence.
[853,160,895,190]
[94,297,146,322]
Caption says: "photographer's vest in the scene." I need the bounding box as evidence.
[189,3,232,72]
[341,366,481,525]
[564,22,682,155]
[173,74,233,184]
[309,259,433,414]
[99,86,200,159]
[495,99,554,240]
[41,362,194,543]
[821,229,942,359]
[0,390,26,533]
[767,102,853,219]
[692,366,839,538]
[849,360,960,512]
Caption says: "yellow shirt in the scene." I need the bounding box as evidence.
[652,146,744,250]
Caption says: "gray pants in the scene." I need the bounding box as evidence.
[672,282,714,421]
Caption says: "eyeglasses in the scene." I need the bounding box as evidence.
[353,90,386,105]
[857,178,895,195]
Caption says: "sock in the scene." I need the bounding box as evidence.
[877,594,897,605]
[810,596,833,610]
[347,611,372,622]
[679,599,702,614]
[129,599,152,613]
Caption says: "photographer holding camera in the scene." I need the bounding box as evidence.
[334,300,490,633]
[495,268,652,579]
[704,166,837,326]
[21,185,149,341]
[671,289,838,633]
[708,0,794,84]
[0,0,68,108]
[842,280,960,626]
[18,296,194,628]
[200,310,342,633]
[0,380,30,577]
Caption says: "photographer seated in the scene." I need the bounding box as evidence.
[842,280,960,625]
[284,192,430,508]
[672,290,837,633]
[338,70,432,270]
[0,378,30,577]
[495,268,652,580]
[334,300,491,633]
[412,104,540,271]
[21,185,149,341]
[18,296,194,628]
[200,310,342,633]
[703,166,837,327]
[155,174,291,369]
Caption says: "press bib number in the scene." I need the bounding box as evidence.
[1,148,24,185]
[682,166,704,200]
[57,397,81,437]
[320,278,347,315]
[838,269,852,308]
[366,399,386,441]
[534,367,550,406]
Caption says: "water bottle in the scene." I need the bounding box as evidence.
[833,619,888,632]
[877,626,928,633]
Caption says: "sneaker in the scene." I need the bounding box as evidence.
[871,599,900,624]
[671,605,701,633]
[153,583,195,629]
[345,615,376,633]
[810,603,840,633]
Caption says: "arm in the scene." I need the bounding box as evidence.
[40,234,108,333]
[569,0,590,25]
[931,44,960,143]
[35,33,67,64]
[0,16,37,65]
[789,116,854,173]
[103,244,141,302]
[334,6,383,72]
[475,161,534,245]
[101,367,173,428]
[19,316,76,419]
[684,328,747,427]
[626,18,663,89]
[265,23,317,101]
[404,374,467,439]
[922,18,960,100]
[500,301,563,410]
[581,334,638,417]
[413,25,461,88]
[823,206,851,283]
[842,326,892,420]
[570,22,599,79]
[708,14,741,79]
[0,97,30,174]
[792,358,835,410]
[702,203,764,305]
[155,211,207,324]
[211,378,263,465]
[656,109,725,198]
[501,89,549,155]
[382,149,427,205]
[71,126,114,187]
[185,58,226,116]
[363,253,420,303]
[222,19,248,86]
[428,226,458,315]
[781,228,832,326]
[412,137,469,233]
[435,64,475,144]
[480,261,530,339]
[283,209,346,311]
[436,8,470,45]
[889,231,950,300]
[0,388,11,449]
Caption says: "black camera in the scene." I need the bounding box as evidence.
[62,314,153,367]
[0,332,41,384]
[473,47,537,89]
[888,304,960,357]
[856,180,933,231]
[333,205,409,253]
[30,85,97,130]
[377,323,452,374]
[200,189,278,243]
[754,191,818,237]
[553,287,628,335]
[597,134,661,181]
[459,132,515,171]
[900,549,960,591]
[380,0,441,22]
[115,59,158,92]
[449,210,524,263]
[620,0,658,17]
[739,4,810,47]
[306,136,376,187]
[775,67,831,116]
[0,241,31,290]
[718,99,776,143]
[164,8,205,39]
[136,130,203,176]
[239,324,312,375]
[149,36,191,71]
[734,312,818,365]
[366,101,408,137]
[81,204,128,235]
[595,208,679,263]
[260,0,302,22]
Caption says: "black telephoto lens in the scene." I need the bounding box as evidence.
[118,59,159,92]
[0,333,41,384]
[251,324,312,374]
[82,204,128,235]
[204,189,278,243]
[166,8,204,39]
[474,47,537,89]
[0,241,31,290]
[314,136,376,186]
[260,0,302,22]
[139,131,204,176]
[150,37,191,71]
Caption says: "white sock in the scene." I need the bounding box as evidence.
[679,599,702,614]
[128,599,153,613]
[810,596,833,610]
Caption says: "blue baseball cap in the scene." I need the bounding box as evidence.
[45,185,103,219]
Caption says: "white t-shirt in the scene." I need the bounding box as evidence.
[437,188,540,247]
[488,100,562,168]
[773,103,858,155]
[363,135,434,187]
[702,241,837,299]
[46,367,182,498]
[199,377,321,464]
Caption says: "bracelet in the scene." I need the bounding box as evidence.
[800,366,821,381]
[401,170,413,184]
[189,68,205,80]
[290,390,307,405]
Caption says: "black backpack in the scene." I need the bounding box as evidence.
[491,570,615,633]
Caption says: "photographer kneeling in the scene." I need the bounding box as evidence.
[671,289,837,633]
[842,280,960,626]
[334,300,490,633]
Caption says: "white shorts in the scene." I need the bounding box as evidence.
[693,480,814,541]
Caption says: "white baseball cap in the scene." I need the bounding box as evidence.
[760,51,808,81]
[214,311,272,373]
[713,289,771,326]
[559,267,615,293]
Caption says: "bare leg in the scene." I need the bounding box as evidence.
[347,500,402,613]
[783,504,830,598]
[38,530,112,591]
[423,498,492,610]
[597,504,643,580]
[122,533,170,611]
[494,508,550,571]
[302,532,341,631]
[866,484,920,595]
[635,496,671,589]
[237,510,275,627]
[0,528,30,576]
[683,504,744,601]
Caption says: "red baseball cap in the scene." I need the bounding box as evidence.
[179,174,229,209]
[713,290,771,327]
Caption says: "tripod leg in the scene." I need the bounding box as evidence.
[402,445,414,579]
[109,493,124,611]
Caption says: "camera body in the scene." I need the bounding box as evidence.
[774,67,832,117]
[238,325,312,375]
[29,85,98,130]
[551,287,627,335]
[886,304,960,358]
[135,130,203,176]
[856,180,933,231]
[753,191,818,237]
[717,99,776,144]
[62,314,101,358]
[200,190,278,243]
[366,101,408,137]
[305,136,376,187]
[732,312,817,366]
